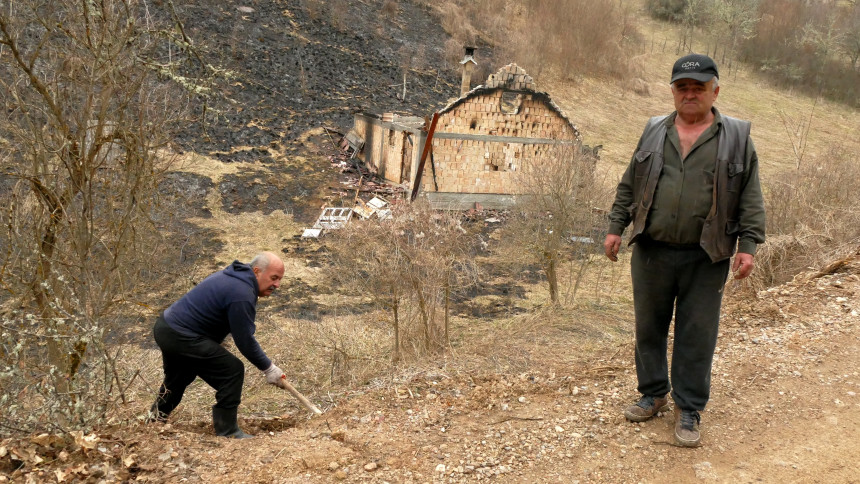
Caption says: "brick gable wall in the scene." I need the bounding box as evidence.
[426,90,578,194]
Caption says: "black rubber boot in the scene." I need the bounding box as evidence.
[212,407,253,439]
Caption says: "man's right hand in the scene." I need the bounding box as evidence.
[263,364,286,388]
[604,234,622,262]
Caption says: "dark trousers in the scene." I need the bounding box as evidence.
[151,316,244,417]
[631,242,730,411]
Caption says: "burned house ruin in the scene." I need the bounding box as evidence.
[350,50,584,209]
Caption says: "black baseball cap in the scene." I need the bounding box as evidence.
[670,54,719,84]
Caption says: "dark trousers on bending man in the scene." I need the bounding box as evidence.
[150,316,246,435]
[631,241,731,411]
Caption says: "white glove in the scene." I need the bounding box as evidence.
[263,364,285,387]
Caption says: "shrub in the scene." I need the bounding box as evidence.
[748,145,860,290]
[324,199,479,362]
[646,0,688,22]
[499,144,612,305]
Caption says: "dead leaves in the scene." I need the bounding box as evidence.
[0,432,141,482]
[70,431,98,452]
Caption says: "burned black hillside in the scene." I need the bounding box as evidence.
[173,0,458,163]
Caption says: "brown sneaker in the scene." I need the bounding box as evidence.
[623,394,670,422]
[674,408,701,447]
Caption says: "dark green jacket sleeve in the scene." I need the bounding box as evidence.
[607,140,643,237]
[736,136,766,255]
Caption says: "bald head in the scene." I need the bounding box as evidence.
[250,251,281,271]
[250,251,284,297]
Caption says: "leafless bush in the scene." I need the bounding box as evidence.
[499,144,613,305]
[428,0,633,80]
[524,0,631,79]
[328,0,350,32]
[437,2,478,47]
[0,305,152,435]
[0,0,209,436]
[744,145,860,290]
[324,199,479,363]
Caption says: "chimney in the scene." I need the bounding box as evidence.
[459,46,477,97]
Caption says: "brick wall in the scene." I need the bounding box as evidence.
[426,90,578,194]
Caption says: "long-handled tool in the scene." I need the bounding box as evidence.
[278,375,323,415]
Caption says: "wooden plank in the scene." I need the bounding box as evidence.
[410,112,439,202]
[425,192,518,210]
[355,114,424,136]
[345,130,364,150]
[432,132,577,145]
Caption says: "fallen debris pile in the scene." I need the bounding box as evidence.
[302,196,393,238]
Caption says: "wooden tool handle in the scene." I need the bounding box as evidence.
[280,377,323,415]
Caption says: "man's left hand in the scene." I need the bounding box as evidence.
[732,253,755,279]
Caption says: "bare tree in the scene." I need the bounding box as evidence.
[839,3,860,70]
[799,12,844,81]
[713,0,761,67]
[501,144,610,305]
[326,199,477,361]
[679,0,711,53]
[0,0,207,434]
[397,44,412,101]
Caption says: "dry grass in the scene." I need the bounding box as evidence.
[439,300,633,380]
[110,249,640,427]
[255,311,392,396]
[173,149,306,276]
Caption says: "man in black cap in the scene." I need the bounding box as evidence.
[603,54,765,447]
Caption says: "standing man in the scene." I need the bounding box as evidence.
[149,251,291,438]
[604,54,765,447]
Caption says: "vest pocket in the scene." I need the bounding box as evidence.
[726,220,740,235]
[633,151,652,176]
[725,161,744,194]
[633,151,652,198]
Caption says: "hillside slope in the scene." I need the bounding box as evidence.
[3,0,860,482]
[2,251,857,482]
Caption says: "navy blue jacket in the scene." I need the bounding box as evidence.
[164,261,272,370]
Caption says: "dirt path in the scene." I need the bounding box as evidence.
[3,260,858,483]
[522,266,860,483]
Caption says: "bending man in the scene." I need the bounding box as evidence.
[149,251,289,438]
